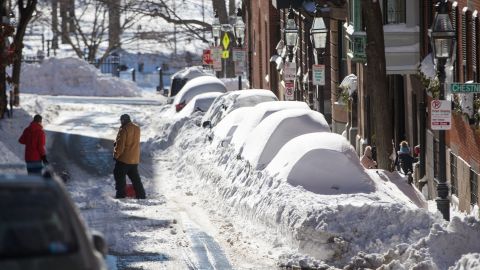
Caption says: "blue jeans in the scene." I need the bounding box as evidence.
[26,161,43,175]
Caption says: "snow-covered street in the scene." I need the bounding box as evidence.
[0,89,479,269]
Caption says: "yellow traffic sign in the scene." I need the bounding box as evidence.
[222,50,230,59]
[222,33,230,50]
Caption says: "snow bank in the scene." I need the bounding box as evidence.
[20,57,141,97]
[201,89,278,128]
[212,107,252,144]
[171,66,213,80]
[231,101,310,151]
[241,109,331,170]
[266,132,375,195]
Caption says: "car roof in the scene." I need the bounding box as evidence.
[173,76,227,105]
[0,173,62,189]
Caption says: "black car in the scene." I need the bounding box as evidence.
[0,171,108,270]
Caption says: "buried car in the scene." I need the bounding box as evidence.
[265,132,375,195]
[201,89,278,128]
[239,109,331,170]
[0,171,108,270]
[230,101,311,150]
[175,92,223,119]
[173,76,227,112]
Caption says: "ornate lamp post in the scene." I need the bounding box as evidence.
[310,4,328,114]
[431,0,456,221]
[212,10,221,46]
[284,7,298,62]
[234,8,245,90]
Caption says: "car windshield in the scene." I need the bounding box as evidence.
[0,187,78,259]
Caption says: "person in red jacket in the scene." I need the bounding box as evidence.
[18,114,48,175]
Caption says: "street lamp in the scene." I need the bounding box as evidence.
[44,30,53,57]
[284,7,298,62]
[431,0,455,221]
[212,10,221,46]
[234,8,245,90]
[310,4,328,114]
[234,8,245,47]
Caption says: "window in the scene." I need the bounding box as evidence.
[383,0,406,24]
[450,152,458,196]
[470,169,478,205]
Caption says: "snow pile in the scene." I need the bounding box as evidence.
[230,101,310,149]
[211,107,252,143]
[144,101,480,268]
[240,109,331,170]
[219,77,249,91]
[175,92,222,119]
[20,57,141,97]
[266,132,375,195]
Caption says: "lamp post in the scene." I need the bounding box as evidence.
[431,0,455,221]
[310,4,328,114]
[212,10,220,47]
[44,30,53,57]
[284,7,298,62]
[234,8,245,90]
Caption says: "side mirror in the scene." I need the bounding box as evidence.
[91,230,108,257]
[202,121,212,129]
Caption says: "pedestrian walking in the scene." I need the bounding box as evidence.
[360,145,377,169]
[18,114,48,175]
[397,141,416,176]
[113,114,146,199]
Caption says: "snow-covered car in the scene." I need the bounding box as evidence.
[210,107,252,144]
[201,89,278,128]
[230,101,311,150]
[240,109,331,170]
[0,171,108,270]
[168,66,214,102]
[175,92,223,119]
[265,132,375,195]
[172,76,227,112]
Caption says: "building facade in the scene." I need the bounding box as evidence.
[244,0,480,215]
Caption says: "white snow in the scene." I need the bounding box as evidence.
[201,89,278,128]
[172,76,227,106]
[211,107,252,144]
[265,132,375,195]
[230,101,310,150]
[240,109,331,170]
[19,58,142,97]
[2,81,480,269]
[171,66,213,80]
[175,92,222,119]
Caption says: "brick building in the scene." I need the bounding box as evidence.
[244,0,480,215]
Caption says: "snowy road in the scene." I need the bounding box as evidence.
[43,96,237,269]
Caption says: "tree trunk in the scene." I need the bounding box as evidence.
[212,0,228,23]
[60,0,68,43]
[68,0,75,33]
[12,0,38,106]
[52,0,59,48]
[361,0,393,170]
[229,0,235,16]
[108,0,121,50]
[0,1,7,118]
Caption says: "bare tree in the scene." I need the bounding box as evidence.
[361,0,392,169]
[11,0,37,106]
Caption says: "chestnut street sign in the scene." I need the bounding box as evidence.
[450,83,480,93]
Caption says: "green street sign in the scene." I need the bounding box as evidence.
[450,83,480,93]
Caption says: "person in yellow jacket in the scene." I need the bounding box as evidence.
[113,114,146,199]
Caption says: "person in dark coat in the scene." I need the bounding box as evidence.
[113,114,146,199]
[18,114,48,175]
[397,141,415,175]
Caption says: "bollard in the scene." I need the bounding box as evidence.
[132,69,136,82]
